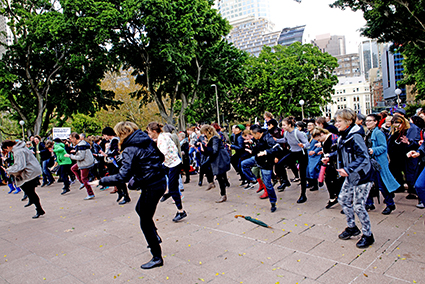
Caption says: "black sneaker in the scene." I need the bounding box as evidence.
[277,183,287,192]
[290,177,300,183]
[244,181,257,190]
[172,211,187,222]
[356,234,375,248]
[271,203,277,213]
[365,204,375,211]
[338,226,361,240]
[61,189,70,195]
[325,198,338,209]
[382,205,396,215]
[239,180,248,187]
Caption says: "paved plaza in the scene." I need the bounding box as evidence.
[1,170,424,284]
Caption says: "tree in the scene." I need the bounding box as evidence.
[330,0,425,99]
[111,0,246,130]
[231,43,338,120]
[0,0,119,136]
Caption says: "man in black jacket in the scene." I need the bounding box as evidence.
[248,125,282,212]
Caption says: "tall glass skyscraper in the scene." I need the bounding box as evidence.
[216,0,271,25]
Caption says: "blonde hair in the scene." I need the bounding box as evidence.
[311,127,330,138]
[114,121,139,148]
[390,114,410,135]
[200,125,219,141]
[335,108,356,124]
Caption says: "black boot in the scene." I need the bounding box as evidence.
[140,257,163,269]
[116,191,124,202]
[32,208,45,219]
[356,234,375,248]
[21,194,28,201]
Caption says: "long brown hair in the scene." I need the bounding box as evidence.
[114,121,139,149]
[390,114,410,136]
[200,125,219,142]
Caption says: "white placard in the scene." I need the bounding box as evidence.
[52,127,71,140]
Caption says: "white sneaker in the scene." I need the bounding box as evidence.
[84,195,95,200]
[416,202,424,209]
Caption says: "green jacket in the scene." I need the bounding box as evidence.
[53,142,72,165]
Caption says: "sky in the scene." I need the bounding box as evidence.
[270,0,368,53]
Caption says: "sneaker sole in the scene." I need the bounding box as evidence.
[339,231,361,240]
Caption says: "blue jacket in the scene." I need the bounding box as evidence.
[306,138,322,179]
[370,128,400,192]
[335,124,372,186]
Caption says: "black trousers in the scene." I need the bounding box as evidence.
[277,151,308,195]
[324,165,344,199]
[107,164,129,199]
[58,164,72,189]
[199,163,214,184]
[136,179,166,258]
[216,173,228,196]
[21,177,44,213]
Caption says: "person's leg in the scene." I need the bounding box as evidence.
[405,157,419,196]
[353,182,373,236]
[168,164,183,210]
[216,173,227,202]
[41,160,49,185]
[71,164,82,183]
[261,169,277,209]
[297,152,308,196]
[80,168,94,196]
[414,168,425,203]
[136,180,166,265]
[338,180,356,229]
[241,156,257,182]
[21,178,44,216]
[205,165,214,184]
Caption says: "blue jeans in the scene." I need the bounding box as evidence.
[415,168,425,203]
[260,169,277,204]
[42,159,54,184]
[241,157,257,182]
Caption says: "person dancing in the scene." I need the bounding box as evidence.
[2,140,45,219]
[94,122,167,269]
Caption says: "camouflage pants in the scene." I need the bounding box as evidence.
[339,181,373,237]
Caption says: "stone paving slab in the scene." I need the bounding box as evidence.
[0,169,424,283]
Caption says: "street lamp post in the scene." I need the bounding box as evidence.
[299,99,305,120]
[395,88,402,108]
[19,120,25,140]
[211,84,220,126]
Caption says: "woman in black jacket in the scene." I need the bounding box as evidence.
[94,121,167,270]
[200,125,231,203]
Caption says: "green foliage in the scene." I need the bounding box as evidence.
[111,0,246,129]
[231,43,338,120]
[64,113,102,136]
[331,0,425,99]
[0,0,119,135]
[404,103,425,118]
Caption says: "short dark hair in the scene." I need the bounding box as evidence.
[1,140,17,150]
[250,124,263,133]
[367,114,380,122]
[70,132,80,140]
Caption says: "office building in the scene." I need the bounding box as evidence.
[313,34,346,57]
[358,40,384,80]
[333,53,360,77]
[0,15,7,58]
[324,75,371,117]
[381,43,405,104]
[216,0,271,26]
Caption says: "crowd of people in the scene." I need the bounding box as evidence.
[2,106,424,269]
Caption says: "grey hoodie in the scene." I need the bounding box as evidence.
[69,140,95,169]
[6,141,43,187]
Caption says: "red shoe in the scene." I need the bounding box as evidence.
[260,191,268,199]
[256,178,266,193]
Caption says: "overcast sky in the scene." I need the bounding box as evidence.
[270,0,368,53]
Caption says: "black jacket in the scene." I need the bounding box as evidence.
[253,131,282,170]
[203,136,231,176]
[99,130,166,188]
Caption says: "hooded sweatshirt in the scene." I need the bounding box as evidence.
[53,142,72,165]
[6,141,42,187]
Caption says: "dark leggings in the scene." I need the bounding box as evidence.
[21,177,44,213]
[216,173,228,196]
[324,165,343,199]
[278,151,308,195]
[136,179,166,258]
[167,164,183,210]
[199,163,214,184]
